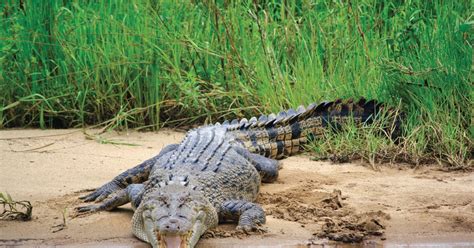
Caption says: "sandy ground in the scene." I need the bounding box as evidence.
[0,129,473,247]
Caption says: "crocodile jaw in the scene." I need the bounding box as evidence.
[132,210,152,244]
[156,220,205,248]
[159,234,189,248]
[156,215,207,248]
[132,208,211,248]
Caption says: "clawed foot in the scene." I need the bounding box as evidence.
[79,182,120,202]
[236,224,267,234]
[77,183,127,216]
[76,190,107,215]
[75,204,101,213]
[79,191,105,202]
[73,204,105,217]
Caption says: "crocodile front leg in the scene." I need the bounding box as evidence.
[80,144,179,202]
[76,184,144,213]
[219,200,266,232]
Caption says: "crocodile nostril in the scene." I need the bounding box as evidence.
[162,218,181,231]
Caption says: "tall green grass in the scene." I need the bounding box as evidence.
[0,1,472,168]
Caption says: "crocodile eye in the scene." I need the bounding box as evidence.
[143,203,153,210]
[157,195,169,204]
[178,195,191,207]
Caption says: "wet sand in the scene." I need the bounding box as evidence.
[1,129,473,247]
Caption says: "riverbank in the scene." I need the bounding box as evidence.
[1,129,473,247]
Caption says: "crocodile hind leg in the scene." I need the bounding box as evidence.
[219,200,266,232]
[248,153,279,183]
[76,184,144,213]
[234,147,279,183]
[80,144,179,202]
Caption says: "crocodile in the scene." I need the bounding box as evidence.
[77,98,397,248]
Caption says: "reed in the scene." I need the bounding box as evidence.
[0,0,471,167]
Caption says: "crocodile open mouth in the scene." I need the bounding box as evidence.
[158,233,190,248]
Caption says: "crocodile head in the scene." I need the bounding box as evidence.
[134,183,218,248]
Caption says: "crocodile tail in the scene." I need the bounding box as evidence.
[219,98,400,159]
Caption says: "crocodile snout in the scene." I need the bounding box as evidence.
[163,217,181,232]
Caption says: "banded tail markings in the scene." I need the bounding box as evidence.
[226,98,389,159]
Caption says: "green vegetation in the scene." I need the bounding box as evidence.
[0,192,32,221]
[0,1,472,168]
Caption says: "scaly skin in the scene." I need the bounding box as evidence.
[77,98,399,248]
